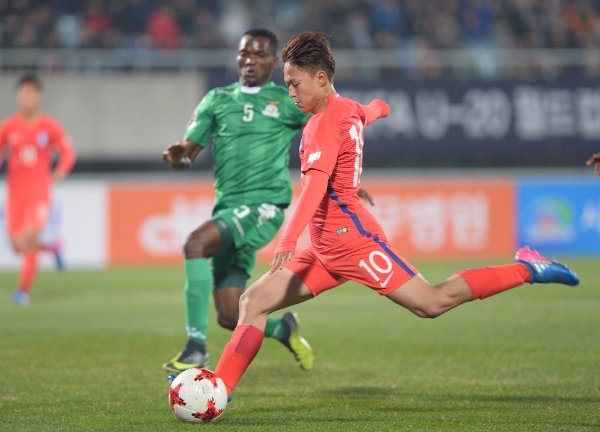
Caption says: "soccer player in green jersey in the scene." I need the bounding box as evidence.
[161,29,314,374]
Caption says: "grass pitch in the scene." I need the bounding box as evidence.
[0,259,599,431]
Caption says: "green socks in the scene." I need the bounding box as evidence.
[264,315,284,340]
[183,258,285,344]
[184,258,212,343]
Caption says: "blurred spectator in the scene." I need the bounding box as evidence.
[122,0,152,37]
[371,0,404,48]
[192,7,228,49]
[566,0,600,46]
[147,5,181,49]
[56,14,81,48]
[347,9,373,49]
[173,0,197,47]
[545,0,573,49]
[0,0,600,54]
[81,0,111,48]
[459,0,494,45]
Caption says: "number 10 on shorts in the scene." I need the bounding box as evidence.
[359,251,394,286]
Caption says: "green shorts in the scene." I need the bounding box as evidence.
[210,202,285,289]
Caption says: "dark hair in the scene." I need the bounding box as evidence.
[17,73,43,91]
[281,32,335,82]
[242,28,278,53]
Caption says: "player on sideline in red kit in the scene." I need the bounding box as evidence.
[0,74,76,306]
[212,32,580,398]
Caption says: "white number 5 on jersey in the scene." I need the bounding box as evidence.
[242,104,254,122]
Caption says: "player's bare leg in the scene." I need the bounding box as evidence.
[215,268,314,394]
[214,280,314,370]
[238,268,313,328]
[11,226,64,269]
[213,287,244,330]
[183,221,222,260]
[387,248,579,318]
[386,273,473,318]
[11,227,41,253]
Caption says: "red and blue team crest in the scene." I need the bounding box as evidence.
[36,131,49,148]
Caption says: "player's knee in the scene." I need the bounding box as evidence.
[216,310,238,330]
[11,239,25,253]
[412,304,444,319]
[238,283,266,320]
[406,288,450,319]
[422,308,443,319]
[183,232,209,259]
[238,289,253,316]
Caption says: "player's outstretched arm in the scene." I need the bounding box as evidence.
[586,153,600,175]
[361,99,390,126]
[163,139,203,170]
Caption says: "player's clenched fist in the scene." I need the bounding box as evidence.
[163,139,200,170]
[163,141,186,164]
[369,99,390,118]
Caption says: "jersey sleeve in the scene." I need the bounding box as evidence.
[359,99,390,126]
[301,113,340,177]
[183,90,217,147]
[50,119,76,175]
[275,169,329,254]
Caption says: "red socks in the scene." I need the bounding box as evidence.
[18,252,38,293]
[458,263,531,300]
[214,324,264,395]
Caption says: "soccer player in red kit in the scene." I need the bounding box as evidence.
[212,32,580,399]
[0,74,76,305]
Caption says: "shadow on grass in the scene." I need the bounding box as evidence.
[214,386,599,427]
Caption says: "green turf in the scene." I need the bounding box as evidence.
[0,259,599,431]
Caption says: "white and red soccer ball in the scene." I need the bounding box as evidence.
[168,368,228,423]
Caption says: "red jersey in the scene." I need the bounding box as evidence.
[300,93,385,253]
[0,112,75,197]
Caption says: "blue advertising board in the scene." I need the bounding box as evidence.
[518,178,600,256]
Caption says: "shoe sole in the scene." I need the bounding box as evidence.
[162,352,210,375]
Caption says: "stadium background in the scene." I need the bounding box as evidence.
[1,0,600,268]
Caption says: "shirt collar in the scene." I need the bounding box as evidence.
[239,81,273,94]
[240,85,261,94]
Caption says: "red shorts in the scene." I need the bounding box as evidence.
[286,235,419,297]
[6,194,50,236]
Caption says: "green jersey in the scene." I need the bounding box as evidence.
[184,81,310,208]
